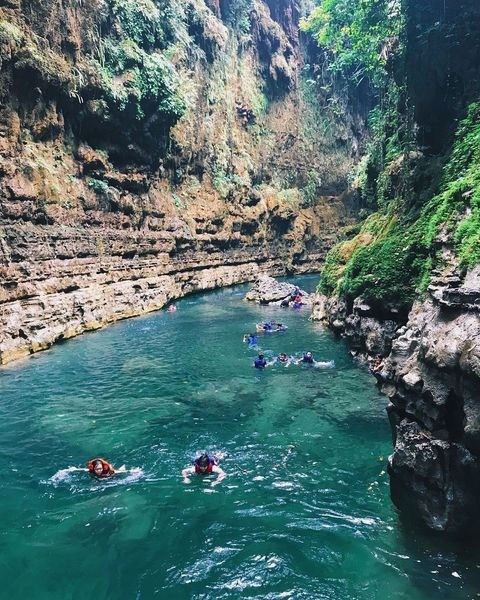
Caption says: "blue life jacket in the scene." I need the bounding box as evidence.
[254,358,267,369]
[248,335,257,345]
[302,353,314,364]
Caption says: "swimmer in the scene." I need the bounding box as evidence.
[297,351,315,365]
[167,305,177,313]
[243,333,258,345]
[296,352,334,368]
[88,458,117,479]
[268,353,292,367]
[276,323,287,332]
[253,354,268,369]
[182,452,226,488]
[256,321,274,333]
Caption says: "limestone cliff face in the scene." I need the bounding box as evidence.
[0,0,362,364]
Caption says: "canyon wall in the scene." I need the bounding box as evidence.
[310,0,480,534]
[0,0,363,364]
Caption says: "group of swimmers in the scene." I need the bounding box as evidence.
[83,284,319,488]
[253,351,331,369]
[280,287,304,310]
[86,453,227,487]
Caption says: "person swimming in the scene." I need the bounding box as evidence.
[256,321,283,333]
[88,458,116,479]
[167,305,177,313]
[254,354,268,369]
[182,453,226,488]
[243,333,258,345]
[295,352,335,368]
[268,353,292,367]
[297,351,315,365]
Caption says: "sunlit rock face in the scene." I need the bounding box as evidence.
[0,0,363,363]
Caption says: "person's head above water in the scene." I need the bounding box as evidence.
[278,353,287,361]
[195,453,213,473]
[88,458,114,478]
[301,351,314,363]
[93,460,104,476]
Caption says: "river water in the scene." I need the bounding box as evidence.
[0,275,478,599]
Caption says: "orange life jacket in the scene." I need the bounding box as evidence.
[88,458,114,478]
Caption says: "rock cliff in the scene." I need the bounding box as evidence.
[310,0,480,534]
[312,262,480,534]
[0,0,363,364]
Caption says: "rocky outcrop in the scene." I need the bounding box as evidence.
[382,266,480,533]
[244,274,311,305]
[311,294,403,356]
[313,266,480,534]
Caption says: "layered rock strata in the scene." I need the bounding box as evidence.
[0,0,363,364]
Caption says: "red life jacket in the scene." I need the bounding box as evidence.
[195,460,214,475]
[88,458,114,478]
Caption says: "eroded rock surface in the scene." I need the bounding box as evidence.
[312,266,480,533]
[244,274,311,305]
[0,0,363,364]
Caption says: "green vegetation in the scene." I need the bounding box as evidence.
[110,0,161,48]
[318,101,480,306]
[302,170,320,206]
[100,39,185,121]
[88,177,110,195]
[222,0,253,34]
[302,0,480,307]
[300,0,402,89]
[96,0,186,124]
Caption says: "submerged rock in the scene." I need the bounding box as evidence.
[244,275,312,305]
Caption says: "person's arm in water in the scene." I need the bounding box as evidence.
[211,465,226,488]
[182,466,195,484]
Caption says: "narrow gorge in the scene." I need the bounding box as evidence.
[2,0,480,562]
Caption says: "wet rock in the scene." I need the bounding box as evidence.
[316,262,480,533]
[388,420,480,533]
[244,274,311,305]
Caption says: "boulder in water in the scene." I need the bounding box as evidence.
[244,275,312,305]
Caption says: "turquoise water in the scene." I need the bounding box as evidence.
[0,275,479,599]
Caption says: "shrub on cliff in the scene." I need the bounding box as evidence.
[318,100,480,306]
[300,0,402,90]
